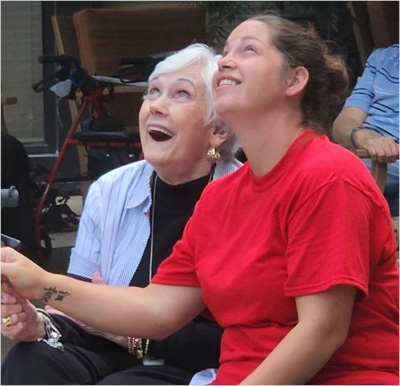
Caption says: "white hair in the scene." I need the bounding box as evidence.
[148,44,239,160]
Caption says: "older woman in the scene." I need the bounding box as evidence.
[2,15,398,385]
[1,44,241,385]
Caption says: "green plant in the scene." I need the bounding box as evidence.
[186,1,252,48]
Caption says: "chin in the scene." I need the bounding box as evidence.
[216,101,238,119]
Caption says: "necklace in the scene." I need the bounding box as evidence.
[149,174,158,283]
[135,166,216,360]
[149,166,215,282]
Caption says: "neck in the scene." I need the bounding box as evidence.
[225,107,305,177]
[154,163,213,185]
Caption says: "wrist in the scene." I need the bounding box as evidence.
[349,126,374,148]
[35,272,56,301]
[36,313,47,339]
[36,308,64,350]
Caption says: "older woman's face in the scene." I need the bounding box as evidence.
[139,64,215,177]
[213,20,288,118]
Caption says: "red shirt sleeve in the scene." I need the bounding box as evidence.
[284,180,372,299]
[152,217,200,287]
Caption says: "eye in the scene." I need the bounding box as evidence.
[244,45,257,53]
[175,90,191,100]
[145,87,160,100]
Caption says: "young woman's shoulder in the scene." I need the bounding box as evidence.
[297,135,383,203]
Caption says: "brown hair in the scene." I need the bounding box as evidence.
[250,14,349,134]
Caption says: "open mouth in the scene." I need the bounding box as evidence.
[218,78,240,87]
[148,126,173,142]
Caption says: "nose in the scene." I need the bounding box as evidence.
[218,53,237,71]
[149,97,168,116]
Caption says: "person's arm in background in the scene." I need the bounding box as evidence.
[332,50,399,163]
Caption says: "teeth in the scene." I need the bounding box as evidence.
[219,79,238,87]
[148,126,173,136]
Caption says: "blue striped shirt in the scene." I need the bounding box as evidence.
[68,159,242,286]
[344,44,399,183]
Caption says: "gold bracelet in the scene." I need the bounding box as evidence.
[127,337,150,359]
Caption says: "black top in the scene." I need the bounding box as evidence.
[130,172,211,287]
[68,169,222,372]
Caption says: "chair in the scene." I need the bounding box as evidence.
[352,149,399,258]
[352,149,388,193]
[72,6,207,129]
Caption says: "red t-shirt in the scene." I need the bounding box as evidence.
[153,130,399,385]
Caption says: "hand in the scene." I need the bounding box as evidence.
[1,282,46,341]
[1,247,48,300]
[354,129,399,163]
[92,271,106,285]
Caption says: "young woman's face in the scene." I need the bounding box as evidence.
[139,64,216,178]
[214,20,288,118]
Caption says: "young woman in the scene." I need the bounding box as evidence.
[1,44,240,385]
[2,15,398,385]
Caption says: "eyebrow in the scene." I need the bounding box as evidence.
[150,77,196,89]
[176,78,196,89]
[223,36,262,51]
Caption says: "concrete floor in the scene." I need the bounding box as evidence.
[1,195,83,363]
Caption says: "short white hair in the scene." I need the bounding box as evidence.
[148,44,239,160]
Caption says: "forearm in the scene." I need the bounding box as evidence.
[240,322,344,385]
[33,272,169,339]
[332,107,368,148]
[31,273,202,339]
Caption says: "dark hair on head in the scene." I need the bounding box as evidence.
[250,14,349,134]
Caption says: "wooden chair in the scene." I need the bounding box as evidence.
[72,6,207,130]
[352,149,388,193]
[352,149,399,257]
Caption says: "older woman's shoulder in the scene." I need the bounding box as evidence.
[95,160,152,188]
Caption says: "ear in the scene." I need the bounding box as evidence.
[285,66,309,97]
[209,125,231,149]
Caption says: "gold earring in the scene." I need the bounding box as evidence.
[207,147,221,163]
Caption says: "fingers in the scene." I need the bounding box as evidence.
[1,291,17,306]
[1,321,28,340]
[1,311,27,336]
[92,271,106,285]
[1,303,22,317]
[362,137,399,163]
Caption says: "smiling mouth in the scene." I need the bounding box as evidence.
[218,78,240,87]
[148,127,173,142]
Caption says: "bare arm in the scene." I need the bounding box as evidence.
[332,106,368,148]
[1,247,205,340]
[332,107,399,163]
[240,285,356,385]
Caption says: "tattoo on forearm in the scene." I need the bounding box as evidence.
[40,286,70,303]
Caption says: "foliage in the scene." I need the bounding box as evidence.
[185,2,355,56]
[185,1,252,48]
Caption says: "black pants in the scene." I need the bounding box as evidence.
[1,316,193,385]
